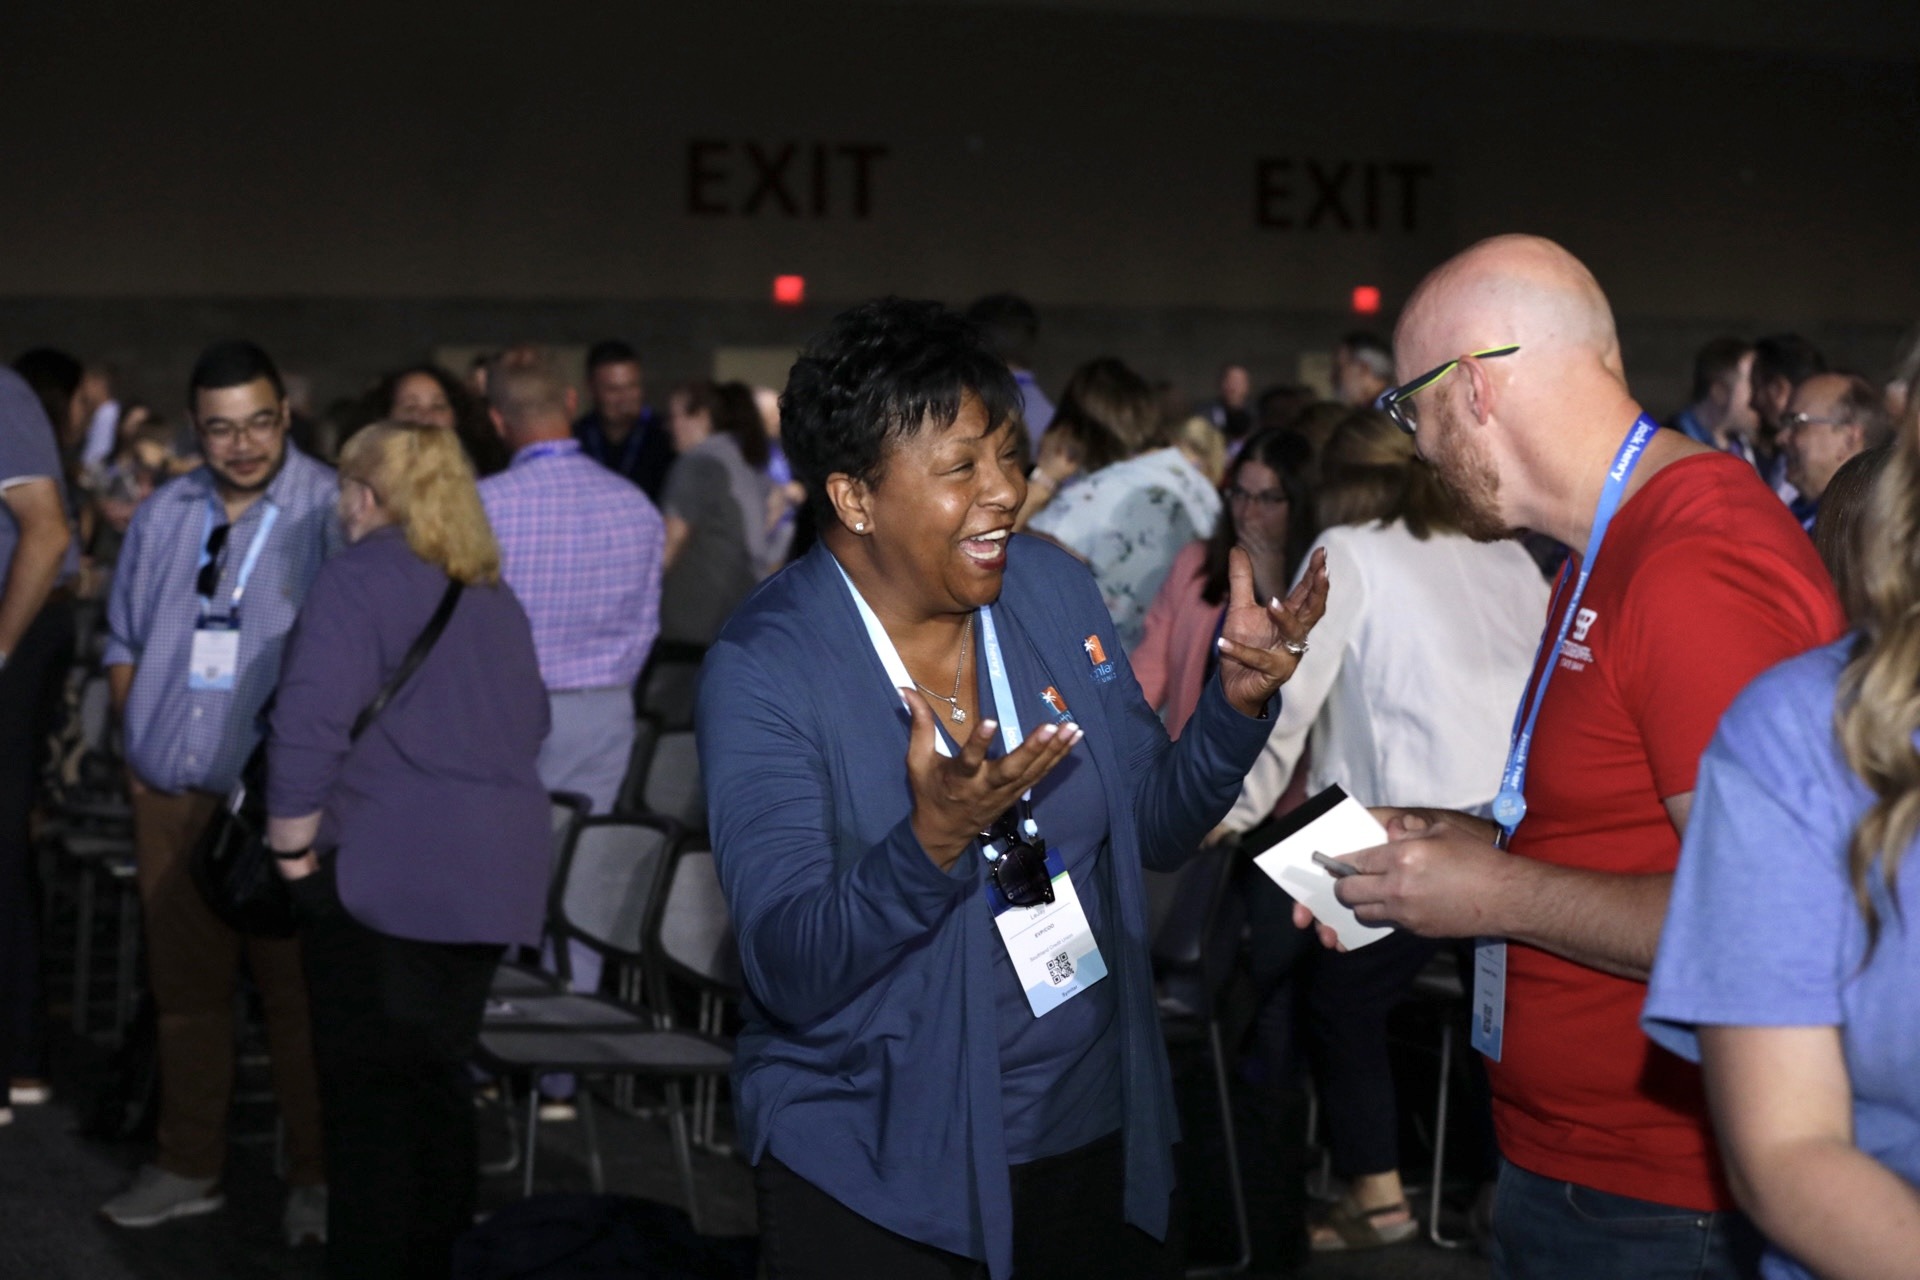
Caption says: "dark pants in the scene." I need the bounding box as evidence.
[1245,861,1442,1178]
[293,864,502,1280]
[1489,1161,1762,1280]
[0,597,74,1080]
[756,1132,1185,1280]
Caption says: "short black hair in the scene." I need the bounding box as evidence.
[586,340,640,374]
[1689,336,1752,403]
[963,293,1040,369]
[780,297,1023,522]
[186,339,284,409]
[1751,333,1827,391]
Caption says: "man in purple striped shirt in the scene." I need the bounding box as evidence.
[481,358,664,804]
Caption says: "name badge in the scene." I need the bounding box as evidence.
[988,850,1108,1018]
[1470,938,1506,1061]
[188,618,241,691]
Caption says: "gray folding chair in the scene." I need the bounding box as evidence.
[613,714,663,816]
[650,848,742,1152]
[475,815,732,1225]
[636,653,703,732]
[641,730,706,840]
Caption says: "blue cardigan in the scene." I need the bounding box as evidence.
[696,537,1273,1278]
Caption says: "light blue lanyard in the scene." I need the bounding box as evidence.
[199,499,280,618]
[1490,415,1658,837]
[834,557,1045,845]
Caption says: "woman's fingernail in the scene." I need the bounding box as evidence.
[1215,636,1229,650]
[1270,596,1282,609]
[1038,723,1059,739]
[981,719,997,734]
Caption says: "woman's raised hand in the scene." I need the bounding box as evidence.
[1216,545,1330,718]
[902,687,1082,870]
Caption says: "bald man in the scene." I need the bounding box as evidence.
[1302,236,1845,1277]
[1779,372,1891,531]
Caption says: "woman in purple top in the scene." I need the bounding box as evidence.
[267,421,549,1278]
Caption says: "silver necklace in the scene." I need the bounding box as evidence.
[913,619,970,724]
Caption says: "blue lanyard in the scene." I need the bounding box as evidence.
[1490,415,1658,837]
[199,498,280,618]
[515,440,574,466]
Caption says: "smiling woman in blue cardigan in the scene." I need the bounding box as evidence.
[697,298,1329,1280]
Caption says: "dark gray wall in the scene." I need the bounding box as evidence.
[4,1,1916,412]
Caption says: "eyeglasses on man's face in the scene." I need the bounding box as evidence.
[198,409,285,448]
[1374,345,1521,435]
[1778,410,1847,435]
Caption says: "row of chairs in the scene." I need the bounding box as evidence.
[477,799,741,1228]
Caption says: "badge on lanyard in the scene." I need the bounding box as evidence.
[1473,415,1656,1061]
[189,500,280,695]
[833,559,1110,1018]
[188,617,241,691]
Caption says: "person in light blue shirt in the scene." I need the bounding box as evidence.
[99,341,339,1246]
[1644,411,1920,1280]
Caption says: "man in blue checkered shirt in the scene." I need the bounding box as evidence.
[100,341,339,1246]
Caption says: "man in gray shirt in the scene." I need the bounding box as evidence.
[0,366,77,1126]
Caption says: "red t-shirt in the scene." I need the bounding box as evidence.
[1492,451,1845,1211]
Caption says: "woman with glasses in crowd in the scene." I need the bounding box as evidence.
[266,421,549,1278]
[1219,409,1548,1251]
[1644,396,1920,1280]
[1133,426,1314,738]
[697,298,1327,1280]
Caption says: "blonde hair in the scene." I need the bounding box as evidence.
[1836,395,1920,955]
[1174,416,1227,486]
[338,420,501,585]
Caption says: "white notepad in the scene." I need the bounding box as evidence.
[1251,784,1395,951]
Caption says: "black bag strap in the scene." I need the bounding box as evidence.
[349,577,464,742]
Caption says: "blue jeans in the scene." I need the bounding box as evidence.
[1489,1161,1761,1280]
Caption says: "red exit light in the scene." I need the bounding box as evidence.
[1351,285,1382,316]
[773,275,806,306]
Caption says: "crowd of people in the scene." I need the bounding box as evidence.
[0,232,1916,1280]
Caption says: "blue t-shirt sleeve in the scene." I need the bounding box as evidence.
[1643,647,1859,1062]
[0,370,62,486]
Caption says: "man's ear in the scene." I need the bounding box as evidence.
[1463,357,1496,425]
[824,472,872,533]
[489,407,509,442]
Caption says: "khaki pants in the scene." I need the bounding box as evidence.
[133,788,325,1185]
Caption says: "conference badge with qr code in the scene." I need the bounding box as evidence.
[987,848,1108,1018]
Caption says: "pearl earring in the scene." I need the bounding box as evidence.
[854,522,866,532]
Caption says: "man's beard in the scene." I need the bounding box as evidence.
[1425,398,1511,542]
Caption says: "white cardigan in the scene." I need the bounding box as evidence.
[1224,520,1551,830]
